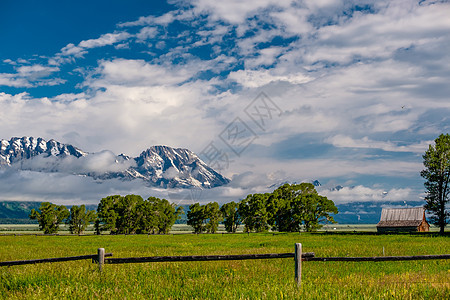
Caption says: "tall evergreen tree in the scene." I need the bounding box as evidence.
[421,133,450,234]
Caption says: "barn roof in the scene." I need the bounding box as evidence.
[377,207,425,227]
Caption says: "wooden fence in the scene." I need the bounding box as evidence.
[2,244,450,287]
[0,252,113,267]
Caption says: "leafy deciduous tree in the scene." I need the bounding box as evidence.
[29,202,69,234]
[96,195,121,234]
[239,193,271,232]
[67,205,96,234]
[140,197,183,234]
[204,202,222,233]
[220,201,240,233]
[96,195,182,234]
[187,203,207,233]
[115,194,144,234]
[293,193,338,232]
[269,183,318,232]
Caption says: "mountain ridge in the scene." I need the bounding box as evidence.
[0,136,229,189]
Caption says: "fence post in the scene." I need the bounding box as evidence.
[98,248,105,272]
[295,243,302,287]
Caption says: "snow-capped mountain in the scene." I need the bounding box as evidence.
[0,137,86,166]
[0,137,229,188]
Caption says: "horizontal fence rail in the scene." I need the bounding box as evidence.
[0,253,113,267]
[2,243,450,287]
[105,252,315,264]
[304,254,450,262]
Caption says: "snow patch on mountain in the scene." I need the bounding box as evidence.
[0,137,229,189]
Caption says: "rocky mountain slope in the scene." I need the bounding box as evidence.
[0,137,229,188]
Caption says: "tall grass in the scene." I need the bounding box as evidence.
[1,233,449,299]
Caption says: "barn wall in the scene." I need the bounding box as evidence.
[418,221,430,232]
[377,226,418,233]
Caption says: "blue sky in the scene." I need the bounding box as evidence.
[1,0,449,205]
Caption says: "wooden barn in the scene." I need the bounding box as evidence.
[376,207,430,233]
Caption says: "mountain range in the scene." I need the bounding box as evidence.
[0,137,229,188]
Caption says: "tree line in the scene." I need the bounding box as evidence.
[29,183,338,234]
[188,183,338,233]
[30,195,183,234]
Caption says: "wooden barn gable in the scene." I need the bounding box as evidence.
[377,207,429,233]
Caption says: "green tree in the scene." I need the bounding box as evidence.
[140,197,183,234]
[115,194,144,234]
[29,202,69,234]
[96,195,121,234]
[421,133,450,234]
[204,202,222,233]
[67,205,96,234]
[269,183,318,232]
[137,199,159,234]
[293,194,338,232]
[238,193,271,232]
[220,201,240,233]
[187,203,207,233]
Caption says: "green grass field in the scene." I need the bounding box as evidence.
[0,232,449,299]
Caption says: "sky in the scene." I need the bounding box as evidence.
[0,0,449,206]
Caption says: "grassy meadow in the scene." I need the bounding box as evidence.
[0,232,449,299]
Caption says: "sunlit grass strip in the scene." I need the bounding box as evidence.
[1,233,449,299]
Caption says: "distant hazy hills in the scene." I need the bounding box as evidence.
[0,201,41,224]
[0,137,229,188]
[0,200,425,225]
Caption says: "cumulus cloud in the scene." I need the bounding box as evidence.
[1,0,449,204]
[192,0,295,24]
[320,185,414,204]
[325,135,432,153]
[0,65,63,88]
[228,69,312,88]
[57,32,131,60]
[92,59,196,87]
[0,169,165,205]
[11,150,136,175]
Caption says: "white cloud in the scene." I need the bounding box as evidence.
[0,74,32,87]
[14,150,136,175]
[326,135,432,153]
[92,59,195,87]
[192,0,295,24]
[58,32,131,60]
[0,65,63,88]
[302,1,450,64]
[1,0,449,204]
[60,43,87,58]
[320,185,414,203]
[136,27,158,40]
[118,11,179,27]
[79,32,131,49]
[228,69,312,88]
